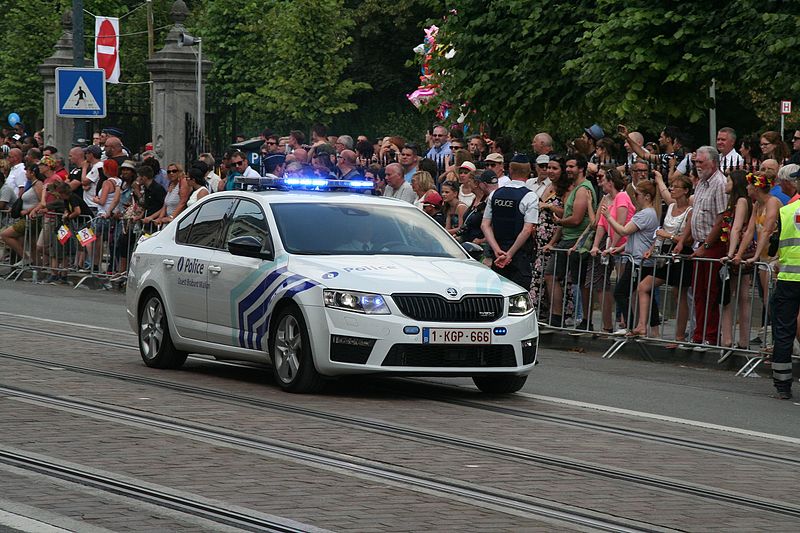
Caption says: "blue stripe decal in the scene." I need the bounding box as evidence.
[256,279,319,351]
[245,274,305,349]
[229,257,288,346]
[237,267,287,349]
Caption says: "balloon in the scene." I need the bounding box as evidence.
[7,113,19,127]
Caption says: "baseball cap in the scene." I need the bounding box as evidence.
[790,168,800,179]
[535,154,550,165]
[510,153,530,164]
[84,144,102,158]
[121,160,137,170]
[459,161,477,172]
[478,170,498,184]
[483,153,504,164]
[422,190,443,208]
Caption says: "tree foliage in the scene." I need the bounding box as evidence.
[430,0,800,142]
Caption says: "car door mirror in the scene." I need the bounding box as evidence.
[228,235,274,260]
[461,241,483,261]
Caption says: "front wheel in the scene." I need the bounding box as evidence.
[269,307,325,393]
[473,374,528,394]
[139,294,187,369]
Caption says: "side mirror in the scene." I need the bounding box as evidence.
[461,241,483,261]
[228,235,274,260]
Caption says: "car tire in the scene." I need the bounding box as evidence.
[269,306,325,393]
[472,374,528,394]
[139,294,187,369]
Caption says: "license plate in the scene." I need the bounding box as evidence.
[422,328,491,345]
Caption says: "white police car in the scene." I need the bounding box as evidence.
[126,177,538,393]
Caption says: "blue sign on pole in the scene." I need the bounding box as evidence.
[56,68,106,118]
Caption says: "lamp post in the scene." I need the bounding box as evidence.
[178,32,202,153]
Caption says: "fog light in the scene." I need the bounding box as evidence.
[493,327,507,336]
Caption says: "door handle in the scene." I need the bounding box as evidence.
[162,259,175,268]
[208,265,222,274]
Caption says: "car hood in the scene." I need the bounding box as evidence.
[288,255,523,297]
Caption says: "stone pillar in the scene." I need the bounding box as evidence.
[38,11,78,153]
[147,0,211,166]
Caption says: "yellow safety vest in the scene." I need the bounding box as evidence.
[778,202,800,281]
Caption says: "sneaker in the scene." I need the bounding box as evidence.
[693,342,712,352]
[43,275,59,285]
[613,328,628,336]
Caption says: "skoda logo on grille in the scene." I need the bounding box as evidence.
[446,287,458,297]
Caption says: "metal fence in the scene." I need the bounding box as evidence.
[534,246,790,378]
[1,209,142,289]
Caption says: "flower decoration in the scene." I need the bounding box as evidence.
[746,172,773,190]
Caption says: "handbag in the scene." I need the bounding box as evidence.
[9,197,23,219]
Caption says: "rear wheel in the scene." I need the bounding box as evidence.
[269,307,325,393]
[139,294,187,369]
[472,374,528,394]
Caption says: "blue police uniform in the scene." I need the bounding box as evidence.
[488,185,534,289]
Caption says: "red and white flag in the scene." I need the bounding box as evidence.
[94,17,120,83]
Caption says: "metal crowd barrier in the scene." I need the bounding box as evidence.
[536,247,785,377]
[1,210,141,290]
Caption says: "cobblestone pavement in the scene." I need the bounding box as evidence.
[1,317,799,531]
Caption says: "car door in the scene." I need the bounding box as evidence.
[163,197,236,341]
[206,199,279,349]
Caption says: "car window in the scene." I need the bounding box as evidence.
[270,202,465,258]
[225,200,270,245]
[185,198,236,249]
[175,208,198,244]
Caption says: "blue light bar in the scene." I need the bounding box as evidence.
[235,175,376,194]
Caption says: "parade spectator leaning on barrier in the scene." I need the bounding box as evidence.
[638,174,693,347]
[543,154,596,328]
[675,146,727,349]
[33,156,63,277]
[532,157,568,304]
[1,164,44,266]
[601,180,659,337]
[590,167,633,333]
[734,172,782,330]
[81,144,103,217]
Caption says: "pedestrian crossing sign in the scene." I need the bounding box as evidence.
[56,68,106,118]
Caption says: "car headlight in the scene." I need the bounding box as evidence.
[323,289,391,315]
[508,292,534,315]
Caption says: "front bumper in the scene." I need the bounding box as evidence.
[304,305,538,376]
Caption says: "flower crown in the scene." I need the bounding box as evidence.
[746,172,773,190]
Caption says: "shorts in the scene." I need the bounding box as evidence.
[544,238,588,285]
[584,250,613,291]
[642,255,693,288]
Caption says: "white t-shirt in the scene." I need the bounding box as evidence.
[205,171,221,192]
[83,161,104,208]
[483,180,540,225]
[458,190,475,208]
[383,181,417,204]
[497,175,510,188]
[6,163,25,192]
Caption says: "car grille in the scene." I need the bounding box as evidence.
[392,294,503,322]
[382,344,516,367]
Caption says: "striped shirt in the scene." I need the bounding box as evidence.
[690,170,727,243]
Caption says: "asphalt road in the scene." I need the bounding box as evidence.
[2,280,797,438]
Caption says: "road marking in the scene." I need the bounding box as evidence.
[0,312,132,335]
[516,392,800,445]
[0,509,74,532]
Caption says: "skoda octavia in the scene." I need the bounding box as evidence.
[126,178,538,393]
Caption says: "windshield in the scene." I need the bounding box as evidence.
[270,202,466,258]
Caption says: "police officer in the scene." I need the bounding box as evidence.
[481,155,539,289]
[771,197,800,399]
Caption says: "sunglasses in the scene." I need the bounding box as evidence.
[486,163,499,167]
[266,141,277,145]
[232,160,245,167]
[537,164,548,168]
[167,169,180,174]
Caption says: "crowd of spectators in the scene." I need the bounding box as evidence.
[2,119,800,355]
